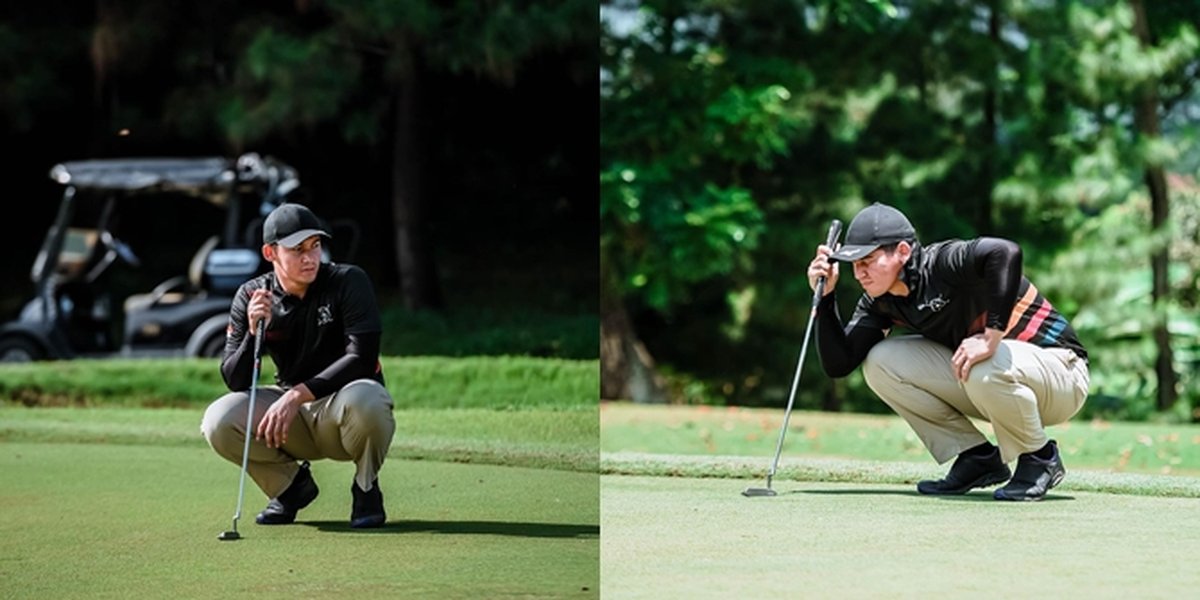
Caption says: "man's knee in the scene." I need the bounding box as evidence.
[962,362,1030,409]
[337,380,394,420]
[862,339,907,390]
[201,392,246,452]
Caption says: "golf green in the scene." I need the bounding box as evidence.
[601,474,1200,598]
[0,442,598,599]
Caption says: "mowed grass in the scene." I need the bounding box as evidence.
[600,475,1200,599]
[602,402,1200,476]
[600,402,1200,597]
[0,442,599,599]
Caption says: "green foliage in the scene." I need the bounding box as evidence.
[602,1,843,316]
[220,28,360,144]
[1041,187,1200,421]
[380,305,598,360]
[601,164,764,311]
[1066,3,1198,104]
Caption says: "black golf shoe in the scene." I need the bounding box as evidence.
[917,444,1011,495]
[994,441,1065,502]
[256,461,319,525]
[350,478,386,529]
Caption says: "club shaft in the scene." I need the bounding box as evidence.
[755,219,840,491]
[764,278,826,481]
[230,322,265,530]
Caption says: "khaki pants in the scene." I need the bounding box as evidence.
[862,336,1089,464]
[201,379,395,497]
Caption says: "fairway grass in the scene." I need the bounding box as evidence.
[0,442,598,599]
[601,475,1200,599]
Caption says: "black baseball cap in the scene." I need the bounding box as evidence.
[829,203,916,262]
[263,203,331,248]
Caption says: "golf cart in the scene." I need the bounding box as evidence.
[0,153,322,362]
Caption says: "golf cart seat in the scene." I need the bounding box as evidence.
[121,236,260,352]
[124,235,220,314]
[54,228,101,281]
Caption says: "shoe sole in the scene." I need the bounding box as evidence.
[256,472,320,525]
[350,513,387,529]
[256,513,298,525]
[994,468,1066,502]
[917,469,1011,495]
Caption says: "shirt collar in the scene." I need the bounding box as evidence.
[268,264,327,300]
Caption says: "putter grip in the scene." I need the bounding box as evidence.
[812,219,843,304]
[252,320,265,360]
[824,219,842,249]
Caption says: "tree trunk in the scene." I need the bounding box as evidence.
[90,0,119,155]
[600,254,667,403]
[978,0,999,234]
[390,69,444,311]
[1129,0,1177,412]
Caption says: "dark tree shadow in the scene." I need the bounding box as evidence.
[300,520,599,538]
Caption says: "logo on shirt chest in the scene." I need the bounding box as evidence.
[316,304,334,327]
[916,295,948,313]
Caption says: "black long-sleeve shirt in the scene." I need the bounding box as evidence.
[816,238,1088,378]
[221,263,385,396]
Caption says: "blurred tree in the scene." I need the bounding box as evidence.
[602,0,1200,422]
[1131,0,1180,411]
[1001,0,1198,416]
[602,0,802,402]
[208,0,594,310]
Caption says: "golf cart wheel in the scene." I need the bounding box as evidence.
[199,333,226,358]
[0,337,44,362]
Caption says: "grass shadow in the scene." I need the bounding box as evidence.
[796,489,924,497]
[796,488,1075,502]
[935,493,1075,502]
[300,519,599,538]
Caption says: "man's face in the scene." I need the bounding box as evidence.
[851,242,911,298]
[266,235,323,288]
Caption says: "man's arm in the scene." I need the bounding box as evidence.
[220,285,256,391]
[816,294,888,378]
[972,237,1022,332]
[300,332,382,399]
[943,237,1023,380]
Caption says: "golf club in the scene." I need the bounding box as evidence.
[743,219,842,497]
[218,320,266,541]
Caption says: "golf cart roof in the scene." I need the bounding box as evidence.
[51,157,234,191]
[47,154,298,203]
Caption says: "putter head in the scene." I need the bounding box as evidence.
[217,530,241,541]
[741,487,777,497]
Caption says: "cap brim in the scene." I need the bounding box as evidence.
[275,229,331,248]
[829,244,879,262]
